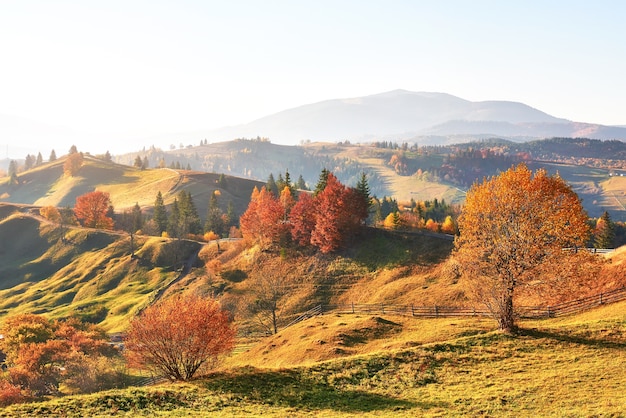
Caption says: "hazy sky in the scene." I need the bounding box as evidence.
[1,1,625,154]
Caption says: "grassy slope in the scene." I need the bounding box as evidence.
[0,211,203,332]
[0,155,263,216]
[4,300,626,417]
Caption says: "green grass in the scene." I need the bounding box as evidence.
[5,303,626,416]
[0,216,201,332]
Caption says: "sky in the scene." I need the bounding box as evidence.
[1,0,625,156]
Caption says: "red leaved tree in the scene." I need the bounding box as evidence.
[290,192,317,247]
[124,294,235,381]
[0,314,120,396]
[74,191,114,229]
[310,173,366,253]
[240,186,285,248]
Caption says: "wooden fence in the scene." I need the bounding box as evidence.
[282,286,626,330]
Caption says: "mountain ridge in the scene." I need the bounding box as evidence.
[200,89,623,145]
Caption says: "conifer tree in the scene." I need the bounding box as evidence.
[313,168,330,196]
[205,191,224,236]
[153,191,168,235]
[595,211,615,249]
[296,174,307,190]
[266,174,278,196]
[49,149,57,162]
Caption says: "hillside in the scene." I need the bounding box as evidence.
[4,300,626,416]
[0,208,207,332]
[120,138,626,220]
[0,154,264,218]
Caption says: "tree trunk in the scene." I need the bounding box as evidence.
[497,288,516,333]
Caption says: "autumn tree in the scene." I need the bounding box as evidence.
[39,206,62,223]
[310,173,367,253]
[74,191,114,229]
[247,270,289,335]
[64,152,84,177]
[0,314,120,395]
[441,215,457,235]
[124,294,235,381]
[454,164,590,333]
[239,186,284,248]
[118,203,144,256]
[289,192,317,247]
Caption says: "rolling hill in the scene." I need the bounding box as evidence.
[0,154,264,219]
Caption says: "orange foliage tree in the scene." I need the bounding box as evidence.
[124,294,235,381]
[0,314,118,396]
[454,164,591,332]
[74,191,114,229]
[290,192,317,246]
[311,173,367,253]
[239,186,285,249]
[63,152,84,177]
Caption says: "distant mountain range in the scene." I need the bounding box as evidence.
[201,90,626,145]
[3,90,626,158]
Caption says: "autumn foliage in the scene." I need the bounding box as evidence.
[0,314,120,397]
[124,294,236,381]
[454,164,591,332]
[63,152,84,177]
[241,172,369,253]
[74,190,114,229]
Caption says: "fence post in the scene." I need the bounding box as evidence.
[381,303,385,314]
[434,305,439,318]
[600,293,604,304]
[351,302,354,314]
[411,304,415,317]
[547,306,552,318]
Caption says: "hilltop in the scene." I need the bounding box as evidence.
[0,154,264,218]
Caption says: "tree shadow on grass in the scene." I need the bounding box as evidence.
[202,367,444,413]
[519,328,626,350]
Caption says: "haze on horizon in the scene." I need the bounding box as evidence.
[1,0,625,157]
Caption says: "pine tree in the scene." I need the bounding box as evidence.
[167,199,181,238]
[205,191,224,236]
[134,156,143,168]
[35,152,43,166]
[153,191,168,235]
[8,160,17,177]
[49,150,57,162]
[178,190,202,235]
[266,174,278,196]
[314,168,330,196]
[296,174,307,191]
[226,200,236,228]
[595,211,615,249]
